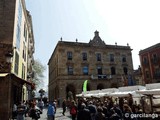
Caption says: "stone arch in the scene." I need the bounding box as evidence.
[66,84,76,101]
[97,83,104,90]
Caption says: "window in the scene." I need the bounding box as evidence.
[111,67,116,75]
[68,66,73,75]
[96,53,101,61]
[145,71,150,78]
[67,52,72,60]
[97,66,102,75]
[153,54,157,59]
[23,42,26,61]
[110,54,114,62]
[123,67,128,75]
[82,52,87,61]
[122,55,126,62]
[155,68,160,78]
[16,0,22,50]
[83,66,88,75]
[24,23,27,42]
[14,51,19,74]
[22,63,24,79]
[143,57,148,64]
[22,63,25,79]
[16,24,21,50]
[152,54,158,63]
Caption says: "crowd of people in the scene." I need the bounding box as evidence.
[12,99,45,120]
[11,95,160,120]
[66,94,160,120]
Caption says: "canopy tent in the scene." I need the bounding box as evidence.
[79,90,100,98]
[136,89,160,95]
[76,85,146,98]
[100,88,119,93]
[107,91,144,98]
[76,88,118,98]
[135,83,160,113]
[105,85,145,98]
[91,88,118,98]
[146,83,160,90]
[135,83,160,96]
[118,85,145,92]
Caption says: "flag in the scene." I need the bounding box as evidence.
[83,80,88,92]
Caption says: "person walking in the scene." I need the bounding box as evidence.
[16,101,26,120]
[12,102,17,119]
[95,106,106,120]
[38,99,44,113]
[62,99,66,116]
[77,103,92,120]
[88,101,97,120]
[28,103,41,120]
[47,102,55,120]
[70,100,77,120]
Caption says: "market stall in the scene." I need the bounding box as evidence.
[136,83,160,113]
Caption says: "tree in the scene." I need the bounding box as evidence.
[32,59,46,89]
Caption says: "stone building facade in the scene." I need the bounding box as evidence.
[133,66,143,85]
[139,43,160,84]
[48,31,134,103]
[0,0,34,119]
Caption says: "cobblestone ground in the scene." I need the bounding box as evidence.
[25,107,72,120]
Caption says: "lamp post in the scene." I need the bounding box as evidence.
[5,52,13,72]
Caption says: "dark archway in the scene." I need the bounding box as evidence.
[110,83,118,88]
[111,67,116,75]
[66,84,76,100]
[123,67,128,75]
[97,83,104,90]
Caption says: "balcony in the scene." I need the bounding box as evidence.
[98,75,107,79]
[91,74,112,80]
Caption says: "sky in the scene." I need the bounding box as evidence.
[25,0,160,89]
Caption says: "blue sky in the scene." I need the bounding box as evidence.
[26,0,160,89]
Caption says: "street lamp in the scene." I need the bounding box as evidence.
[5,52,13,73]
[5,52,13,64]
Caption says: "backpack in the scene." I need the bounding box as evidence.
[29,109,40,119]
[70,107,76,115]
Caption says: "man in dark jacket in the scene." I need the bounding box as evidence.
[77,103,92,120]
[88,101,97,120]
[62,99,66,116]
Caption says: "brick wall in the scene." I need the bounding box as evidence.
[0,76,10,119]
[0,0,16,43]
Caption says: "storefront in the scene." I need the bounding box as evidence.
[0,73,32,119]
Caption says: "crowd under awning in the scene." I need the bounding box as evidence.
[136,89,160,95]
[76,85,146,98]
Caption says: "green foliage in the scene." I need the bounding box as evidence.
[32,59,46,89]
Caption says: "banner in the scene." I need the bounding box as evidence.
[83,80,88,92]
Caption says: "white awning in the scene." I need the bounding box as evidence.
[136,89,160,95]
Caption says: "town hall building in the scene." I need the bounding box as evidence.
[48,31,134,103]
